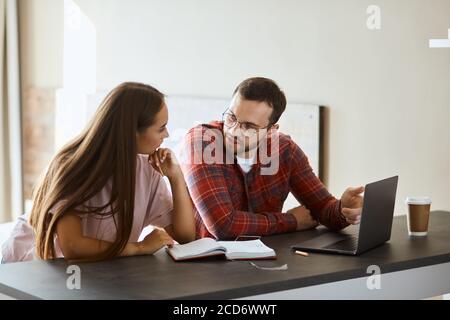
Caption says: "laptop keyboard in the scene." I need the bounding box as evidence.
[324,236,359,251]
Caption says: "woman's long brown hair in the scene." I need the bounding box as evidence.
[29,82,164,261]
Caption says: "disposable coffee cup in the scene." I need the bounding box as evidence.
[405,197,432,236]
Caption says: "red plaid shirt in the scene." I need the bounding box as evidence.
[180,121,349,240]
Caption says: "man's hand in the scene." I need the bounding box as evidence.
[287,206,319,231]
[341,186,364,225]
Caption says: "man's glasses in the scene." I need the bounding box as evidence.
[222,109,273,132]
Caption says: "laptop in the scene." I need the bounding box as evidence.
[292,176,398,256]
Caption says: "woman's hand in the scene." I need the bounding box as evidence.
[138,228,174,255]
[149,148,183,181]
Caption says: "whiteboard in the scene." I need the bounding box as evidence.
[163,96,322,212]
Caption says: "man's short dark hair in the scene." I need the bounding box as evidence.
[233,77,287,125]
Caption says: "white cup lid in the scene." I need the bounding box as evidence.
[405,197,432,205]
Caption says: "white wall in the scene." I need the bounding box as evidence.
[22,0,450,215]
[19,0,63,89]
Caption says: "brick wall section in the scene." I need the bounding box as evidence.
[22,88,56,201]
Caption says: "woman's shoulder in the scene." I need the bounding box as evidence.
[136,154,158,177]
[136,154,164,190]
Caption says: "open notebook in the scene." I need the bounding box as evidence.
[166,237,276,261]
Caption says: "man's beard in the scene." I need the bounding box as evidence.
[225,135,259,157]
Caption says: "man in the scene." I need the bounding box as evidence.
[180,77,363,239]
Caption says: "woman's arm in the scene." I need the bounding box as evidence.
[165,174,196,243]
[56,212,174,260]
[150,149,196,244]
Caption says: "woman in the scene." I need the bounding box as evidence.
[2,82,195,262]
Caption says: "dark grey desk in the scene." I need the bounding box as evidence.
[0,211,449,300]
